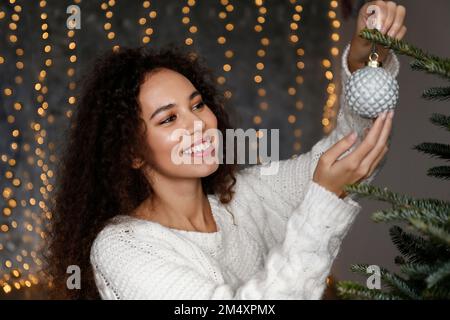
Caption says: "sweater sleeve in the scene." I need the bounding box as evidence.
[240,42,399,208]
[90,179,361,300]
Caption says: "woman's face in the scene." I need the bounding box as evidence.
[136,68,220,179]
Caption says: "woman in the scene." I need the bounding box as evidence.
[47,1,406,299]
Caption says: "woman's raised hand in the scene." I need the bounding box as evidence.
[312,110,393,199]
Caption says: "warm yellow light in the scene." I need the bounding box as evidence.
[253,115,262,125]
[3,284,12,294]
[331,33,340,41]
[331,47,339,56]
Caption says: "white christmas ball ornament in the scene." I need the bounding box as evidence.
[344,53,399,119]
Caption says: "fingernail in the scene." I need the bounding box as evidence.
[388,110,395,119]
[381,111,387,120]
[348,131,357,141]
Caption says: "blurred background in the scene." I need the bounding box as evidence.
[0,0,448,299]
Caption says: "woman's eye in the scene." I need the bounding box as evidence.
[160,115,176,125]
[193,102,205,110]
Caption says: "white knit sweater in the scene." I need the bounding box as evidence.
[90,43,400,300]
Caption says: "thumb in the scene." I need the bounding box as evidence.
[324,131,358,163]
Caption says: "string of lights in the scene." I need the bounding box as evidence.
[252,0,268,130]
[321,0,341,135]
[66,1,81,120]
[288,0,304,154]
[139,0,157,45]
[101,0,119,52]
[181,0,196,47]
[216,0,234,103]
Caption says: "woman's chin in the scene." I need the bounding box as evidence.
[187,161,220,177]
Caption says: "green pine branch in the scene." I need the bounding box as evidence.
[338,27,450,301]
[359,28,450,80]
[336,281,402,300]
[400,262,437,279]
[372,207,447,225]
[423,285,450,299]
[410,60,450,82]
[426,261,450,288]
[347,264,422,299]
[389,226,450,264]
[423,87,450,101]
[344,183,450,213]
[413,142,450,161]
[430,113,450,132]
[428,166,450,180]
[408,218,450,246]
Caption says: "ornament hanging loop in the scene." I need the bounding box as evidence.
[367,42,381,68]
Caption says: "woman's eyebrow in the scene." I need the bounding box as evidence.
[150,90,201,120]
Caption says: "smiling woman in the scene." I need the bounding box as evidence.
[47,12,400,298]
[46,44,238,299]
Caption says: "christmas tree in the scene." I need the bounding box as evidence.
[336,28,450,300]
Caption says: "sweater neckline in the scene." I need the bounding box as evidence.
[117,194,223,238]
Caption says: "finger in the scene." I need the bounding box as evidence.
[381,1,397,34]
[358,111,393,174]
[394,25,407,40]
[388,5,406,37]
[365,1,387,31]
[321,131,358,165]
[346,111,388,163]
[366,145,389,177]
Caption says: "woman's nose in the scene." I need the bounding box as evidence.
[182,111,205,133]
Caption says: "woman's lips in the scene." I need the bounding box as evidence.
[179,135,216,158]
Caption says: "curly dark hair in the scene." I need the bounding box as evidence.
[45,44,238,299]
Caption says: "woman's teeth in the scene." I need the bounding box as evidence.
[183,139,212,155]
